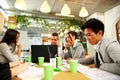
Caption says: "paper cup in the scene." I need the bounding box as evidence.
[38,57,44,66]
[69,60,78,73]
[43,63,54,80]
[27,56,32,63]
[56,57,62,66]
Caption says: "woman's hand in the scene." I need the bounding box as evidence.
[17,44,22,50]
[16,44,22,56]
[65,42,71,49]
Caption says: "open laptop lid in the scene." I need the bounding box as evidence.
[31,45,58,63]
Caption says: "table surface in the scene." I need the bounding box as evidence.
[12,64,92,80]
[12,71,91,80]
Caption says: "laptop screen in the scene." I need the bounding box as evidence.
[31,45,58,63]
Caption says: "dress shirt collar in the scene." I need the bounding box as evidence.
[94,38,103,52]
[73,40,78,48]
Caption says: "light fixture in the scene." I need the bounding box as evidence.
[61,2,71,15]
[14,0,27,10]
[79,3,88,17]
[40,0,51,13]
[55,13,75,17]
[0,0,10,9]
[55,0,74,17]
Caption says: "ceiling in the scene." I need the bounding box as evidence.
[1,0,120,19]
[0,0,120,36]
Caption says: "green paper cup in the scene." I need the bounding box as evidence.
[27,56,32,63]
[69,60,78,73]
[56,57,62,66]
[43,63,54,80]
[38,57,44,66]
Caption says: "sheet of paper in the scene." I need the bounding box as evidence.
[17,65,59,80]
[77,65,120,80]
[17,66,44,80]
[63,63,120,80]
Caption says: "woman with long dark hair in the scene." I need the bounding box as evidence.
[0,29,20,62]
[0,29,28,79]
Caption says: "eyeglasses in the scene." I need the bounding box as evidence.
[84,33,95,38]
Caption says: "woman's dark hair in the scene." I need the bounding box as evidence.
[81,18,104,35]
[0,29,20,52]
[68,31,77,39]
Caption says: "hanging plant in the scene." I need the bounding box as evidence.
[70,19,83,27]
[15,15,83,30]
[16,15,31,27]
[42,19,51,28]
[8,25,17,29]
[32,17,42,24]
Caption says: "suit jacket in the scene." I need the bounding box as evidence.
[64,41,85,59]
[79,38,120,75]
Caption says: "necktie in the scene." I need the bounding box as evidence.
[95,52,100,68]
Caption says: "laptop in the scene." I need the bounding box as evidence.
[31,45,58,63]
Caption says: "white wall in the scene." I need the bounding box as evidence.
[87,12,105,23]
[104,5,120,40]
[18,30,29,50]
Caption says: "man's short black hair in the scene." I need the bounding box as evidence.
[52,32,58,36]
[81,18,104,35]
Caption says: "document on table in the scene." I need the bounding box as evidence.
[17,66,44,80]
[17,66,58,80]
[64,64,120,80]
[77,64,120,80]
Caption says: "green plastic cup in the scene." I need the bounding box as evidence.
[43,63,54,80]
[56,57,62,66]
[27,56,32,62]
[69,60,78,73]
[38,57,44,66]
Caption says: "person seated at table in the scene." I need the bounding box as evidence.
[64,31,85,59]
[0,29,29,78]
[78,18,120,75]
[0,62,28,79]
[51,32,63,58]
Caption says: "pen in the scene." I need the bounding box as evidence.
[23,59,25,63]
